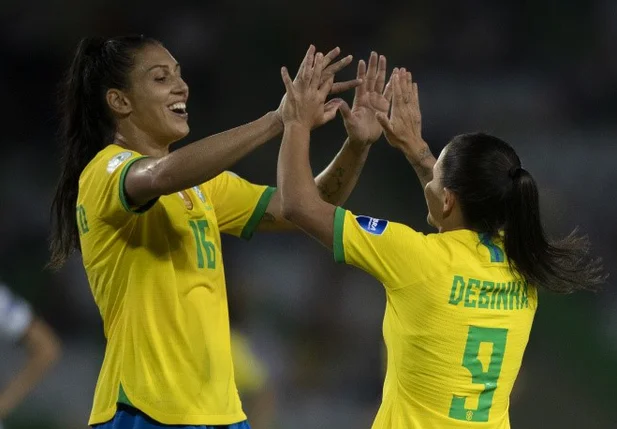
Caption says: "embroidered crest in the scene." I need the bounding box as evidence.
[107,152,133,174]
[192,186,206,203]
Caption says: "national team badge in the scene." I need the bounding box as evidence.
[192,186,206,203]
[107,152,133,173]
[355,215,389,235]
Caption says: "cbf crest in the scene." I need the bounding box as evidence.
[107,151,133,173]
[192,186,206,203]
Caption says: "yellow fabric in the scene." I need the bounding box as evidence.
[333,208,537,429]
[231,331,267,394]
[78,144,273,425]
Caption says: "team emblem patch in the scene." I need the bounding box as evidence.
[192,186,206,203]
[107,152,133,173]
[355,215,389,235]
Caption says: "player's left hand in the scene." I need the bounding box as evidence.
[339,51,393,147]
[276,46,360,129]
[279,46,339,130]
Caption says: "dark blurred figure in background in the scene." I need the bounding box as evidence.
[0,281,61,429]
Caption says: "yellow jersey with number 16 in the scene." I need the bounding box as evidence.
[77,144,275,426]
[333,207,537,429]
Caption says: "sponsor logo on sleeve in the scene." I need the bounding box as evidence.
[107,152,133,174]
[355,215,389,235]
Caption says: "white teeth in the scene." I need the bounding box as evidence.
[168,102,187,112]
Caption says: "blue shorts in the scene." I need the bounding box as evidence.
[93,405,251,429]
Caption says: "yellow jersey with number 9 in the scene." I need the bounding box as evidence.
[333,207,537,429]
[77,144,275,426]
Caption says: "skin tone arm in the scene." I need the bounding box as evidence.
[260,50,395,230]
[277,57,433,248]
[124,46,361,207]
[0,318,61,419]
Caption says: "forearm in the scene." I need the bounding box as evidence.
[279,124,319,215]
[402,142,436,189]
[154,111,283,194]
[0,360,50,417]
[315,138,370,205]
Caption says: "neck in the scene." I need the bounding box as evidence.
[114,123,169,157]
[439,224,467,233]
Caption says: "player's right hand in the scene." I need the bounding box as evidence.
[279,45,338,130]
[376,68,425,156]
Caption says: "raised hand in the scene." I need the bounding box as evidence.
[339,51,393,147]
[376,68,423,154]
[277,46,360,129]
[279,46,334,130]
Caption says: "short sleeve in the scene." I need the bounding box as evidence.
[333,207,429,289]
[0,283,33,342]
[202,171,275,240]
[78,146,158,225]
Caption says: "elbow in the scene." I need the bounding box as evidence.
[280,202,297,223]
[38,333,62,370]
[280,194,302,223]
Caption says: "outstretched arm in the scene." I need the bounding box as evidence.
[275,50,345,246]
[123,46,359,208]
[259,51,394,231]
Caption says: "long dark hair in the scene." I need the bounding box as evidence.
[49,35,159,270]
[441,132,606,293]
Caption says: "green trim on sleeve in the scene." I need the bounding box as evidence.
[119,156,159,214]
[333,206,346,263]
[240,186,277,240]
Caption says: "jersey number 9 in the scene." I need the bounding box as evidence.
[449,326,508,422]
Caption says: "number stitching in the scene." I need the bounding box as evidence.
[189,219,216,269]
[449,326,508,422]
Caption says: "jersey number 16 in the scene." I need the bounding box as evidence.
[189,219,216,269]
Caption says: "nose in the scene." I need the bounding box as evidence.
[173,76,189,98]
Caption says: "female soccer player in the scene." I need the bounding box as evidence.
[49,36,391,428]
[277,54,606,428]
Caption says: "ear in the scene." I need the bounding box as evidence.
[106,88,132,116]
[442,187,456,219]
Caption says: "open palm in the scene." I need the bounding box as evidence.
[340,52,392,146]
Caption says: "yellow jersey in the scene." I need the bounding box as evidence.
[77,144,275,426]
[333,207,537,429]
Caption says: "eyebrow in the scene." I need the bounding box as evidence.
[146,63,181,73]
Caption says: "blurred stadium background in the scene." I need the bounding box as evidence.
[1,0,617,428]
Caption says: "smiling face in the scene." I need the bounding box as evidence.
[109,43,190,146]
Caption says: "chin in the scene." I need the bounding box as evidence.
[167,125,190,143]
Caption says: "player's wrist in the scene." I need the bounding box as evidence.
[267,110,285,136]
[283,121,312,134]
[345,137,372,155]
